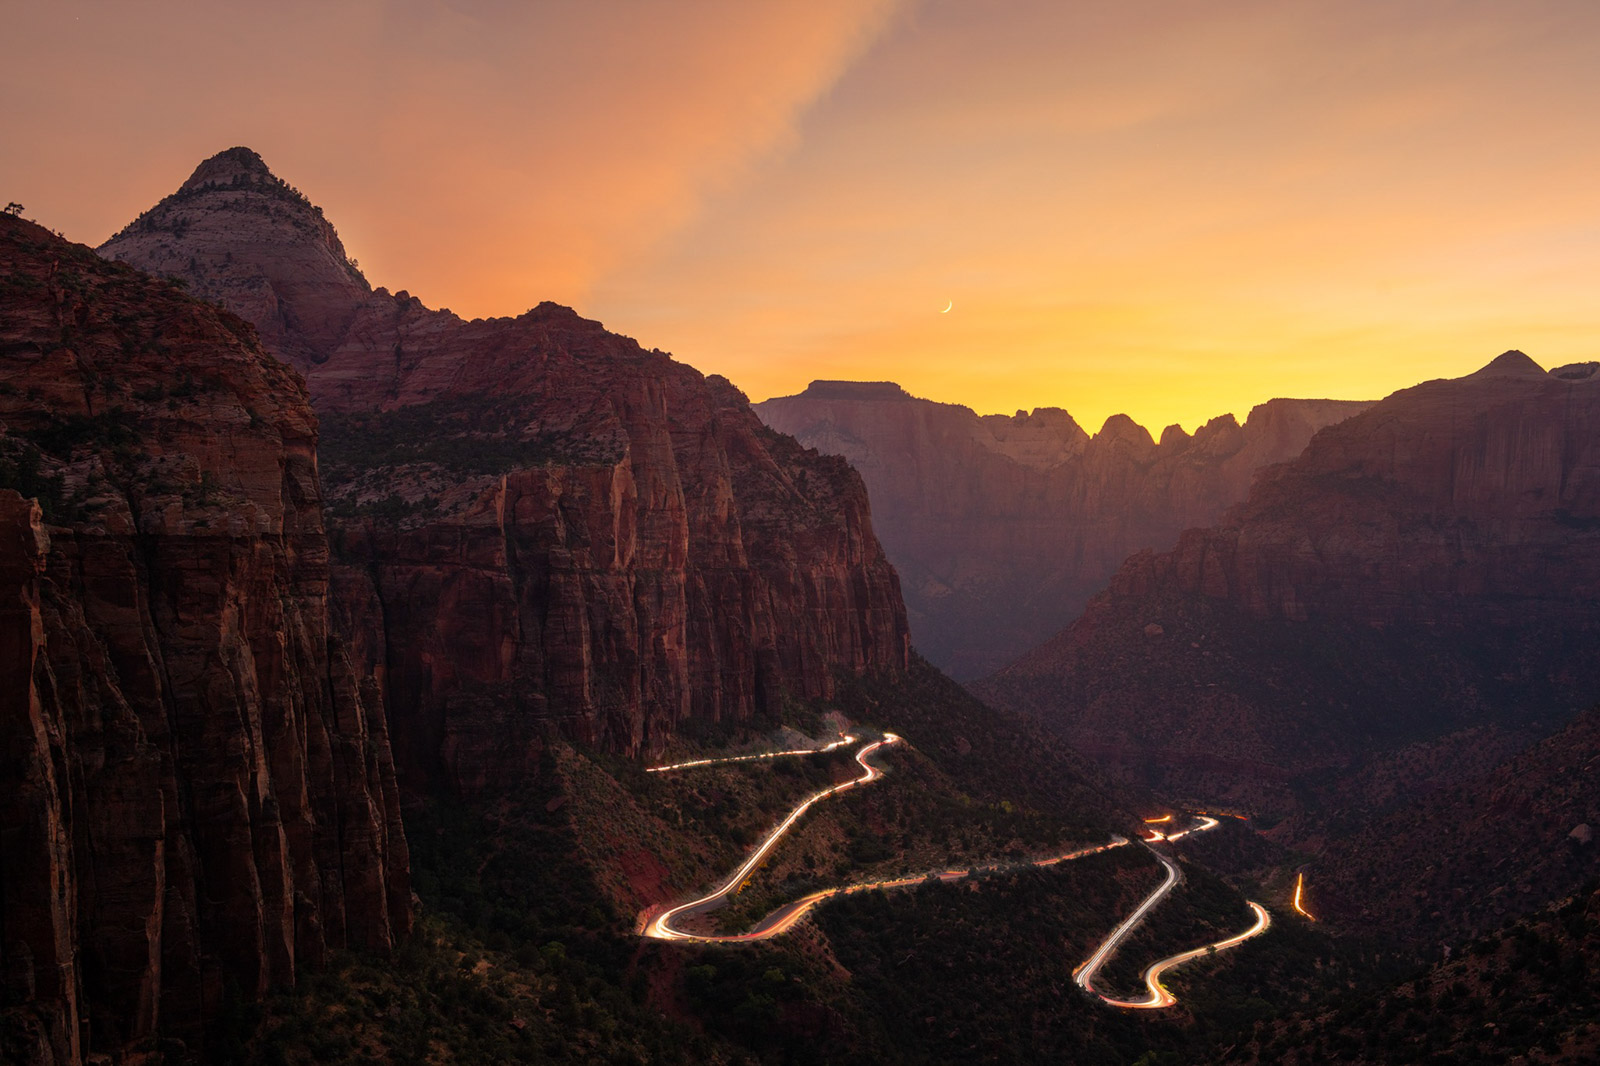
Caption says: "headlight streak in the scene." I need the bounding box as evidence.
[1292,872,1316,921]
[1074,814,1272,1010]
[641,752,1272,1012]
[645,734,855,773]
[640,731,1124,943]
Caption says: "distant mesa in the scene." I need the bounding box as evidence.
[756,380,1370,678]
[793,380,913,401]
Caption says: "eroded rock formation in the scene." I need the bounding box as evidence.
[756,380,1368,677]
[976,352,1600,817]
[101,148,909,795]
[0,216,408,1064]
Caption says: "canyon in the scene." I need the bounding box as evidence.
[101,147,909,796]
[757,381,1368,678]
[976,352,1600,821]
[7,145,1598,1065]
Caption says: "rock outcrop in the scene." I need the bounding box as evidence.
[102,148,909,795]
[976,353,1600,817]
[756,380,1368,677]
[0,216,408,1063]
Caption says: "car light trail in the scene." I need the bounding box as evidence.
[1094,902,1272,1009]
[1142,814,1173,824]
[643,764,1270,1011]
[641,732,1127,943]
[705,836,1130,941]
[643,734,901,941]
[1292,872,1316,921]
[646,734,854,773]
[1163,815,1218,841]
[1075,813,1265,1011]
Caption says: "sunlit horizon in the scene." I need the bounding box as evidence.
[6,1,1597,432]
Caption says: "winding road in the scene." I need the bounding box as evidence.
[643,733,902,941]
[1093,902,1272,1009]
[641,733,1126,943]
[640,733,1273,1011]
[1074,815,1272,1009]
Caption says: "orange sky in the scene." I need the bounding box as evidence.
[5,1,1599,432]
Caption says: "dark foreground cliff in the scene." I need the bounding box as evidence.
[977,352,1600,821]
[0,215,408,1064]
[756,381,1368,678]
[102,148,910,796]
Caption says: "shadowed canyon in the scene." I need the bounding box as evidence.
[2,143,1598,1066]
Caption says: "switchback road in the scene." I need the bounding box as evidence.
[1075,815,1272,1009]
[640,735,1273,1012]
[640,733,1125,943]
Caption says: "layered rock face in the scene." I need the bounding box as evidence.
[103,148,909,795]
[0,216,408,1064]
[976,353,1600,816]
[756,380,1368,677]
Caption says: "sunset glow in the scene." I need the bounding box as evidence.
[7,1,1599,430]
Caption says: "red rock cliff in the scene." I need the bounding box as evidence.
[0,216,409,1064]
[101,148,910,795]
[756,380,1369,678]
[976,353,1600,816]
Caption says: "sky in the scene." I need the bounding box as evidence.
[4,0,1599,432]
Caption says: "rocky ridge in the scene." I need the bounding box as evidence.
[0,215,408,1065]
[756,380,1369,677]
[102,148,910,795]
[976,352,1600,819]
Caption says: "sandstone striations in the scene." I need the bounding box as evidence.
[756,380,1368,678]
[0,216,408,1064]
[976,353,1600,818]
[102,148,909,796]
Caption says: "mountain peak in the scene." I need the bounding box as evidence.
[179,146,277,193]
[1093,413,1155,449]
[1470,349,1546,378]
[102,147,369,369]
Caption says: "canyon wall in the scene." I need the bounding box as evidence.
[0,216,408,1064]
[757,380,1368,677]
[976,353,1600,816]
[102,148,909,795]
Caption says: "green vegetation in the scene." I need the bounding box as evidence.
[24,408,141,459]
[816,854,1180,1064]
[318,392,626,489]
[209,653,1461,1065]
[0,437,69,520]
[827,655,1119,830]
[1224,882,1600,1064]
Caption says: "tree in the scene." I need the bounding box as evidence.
[3,202,22,217]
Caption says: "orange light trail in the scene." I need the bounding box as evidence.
[643,734,901,940]
[645,734,853,772]
[1095,903,1273,1010]
[1293,873,1316,922]
[1076,813,1270,1011]
[641,732,1130,942]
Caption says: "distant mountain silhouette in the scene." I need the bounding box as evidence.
[976,352,1600,823]
[757,381,1368,678]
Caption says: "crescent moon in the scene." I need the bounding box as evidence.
[940,299,953,313]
